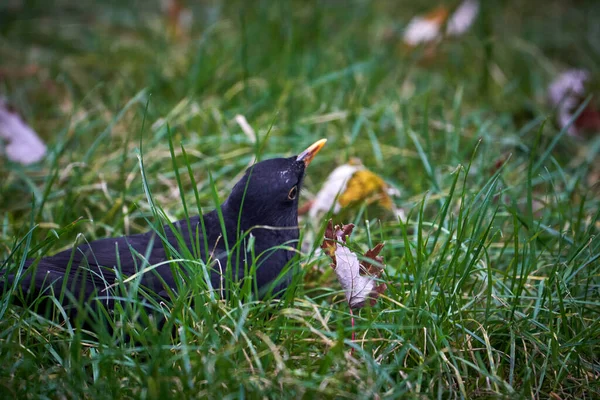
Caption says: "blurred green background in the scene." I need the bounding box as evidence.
[1,1,599,398]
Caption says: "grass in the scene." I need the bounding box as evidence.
[1,0,600,398]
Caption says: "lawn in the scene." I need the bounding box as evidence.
[1,0,599,398]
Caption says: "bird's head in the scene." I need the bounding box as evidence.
[224,139,326,229]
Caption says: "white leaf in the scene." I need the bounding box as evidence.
[333,233,375,308]
[309,164,362,218]
[403,16,442,46]
[548,69,590,135]
[446,0,479,36]
[403,0,479,46]
[548,69,589,106]
[0,99,46,165]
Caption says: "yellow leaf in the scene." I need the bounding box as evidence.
[338,169,393,210]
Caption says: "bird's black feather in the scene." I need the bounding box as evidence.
[1,155,310,317]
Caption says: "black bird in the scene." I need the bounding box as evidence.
[2,139,326,316]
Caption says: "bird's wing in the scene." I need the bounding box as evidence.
[3,211,285,308]
[7,215,229,305]
[10,232,173,303]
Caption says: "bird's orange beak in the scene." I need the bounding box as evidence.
[297,139,327,167]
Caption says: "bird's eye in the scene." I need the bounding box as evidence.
[288,185,298,200]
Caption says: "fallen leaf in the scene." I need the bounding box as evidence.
[321,220,387,309]
[321,221,355,263]
[403,0,479,46]
[574,101,600,134]
[362,243,385,275]
[309,161,399,219]
[548,69,600,137]
[161,0,193,39]
[403,7,448,47]
[446,0,480,37]
[310,163,361,217]
[339,169,393,209]
[0,98,46,165]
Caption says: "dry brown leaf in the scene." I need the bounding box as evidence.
[361,243,385,276]
[321,221,355,263]
[574,102,600,134]
[548,69,600,138]
[161,0,193,39]
[321,220,387,309]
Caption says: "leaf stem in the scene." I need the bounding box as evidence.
[350,308,355,356]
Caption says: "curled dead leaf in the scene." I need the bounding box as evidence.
[161,0,193,39]
[362,242,385,276]
[321,221,355,263]
[548,69,600,138]
[321,220,387,309]
[446,0,480,37]
[403,0,479,47]
[403,7,448,47]
[339,169,393,209]
[308,160,400,219]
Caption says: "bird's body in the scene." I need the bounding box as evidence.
[2,140,326,316]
